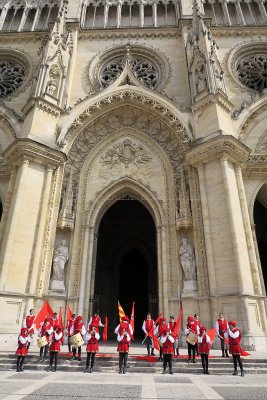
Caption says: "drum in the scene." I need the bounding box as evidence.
[71,333,84,349]
[186,332,198,346]
[37,336,48,348]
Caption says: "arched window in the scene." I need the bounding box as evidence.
[2,7,16,30]
[157,2,166,26]
[94,5,104,27]
[131,3,139,26]
[250,0,264,24]
[85,5,95,28]
[144,4,153,26]
[228,2,239,25]
[121,3,130,27]
[36,5,49,30]
[213,1,225,25]
[166,2,176,26]
[107,5,117,27]
[23,8,37,31]
[240,1,255,25]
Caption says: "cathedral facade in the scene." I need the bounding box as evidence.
[0,0,266,348]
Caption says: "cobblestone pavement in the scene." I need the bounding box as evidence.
[1,370,267,400]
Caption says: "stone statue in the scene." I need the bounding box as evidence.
[197,70,207,93]
[49,240,68,291]
[46,79,57,96]
[179,238,196,281]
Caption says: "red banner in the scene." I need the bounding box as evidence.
[130,302,135,341]
[103,316,108,344]
[35,301,54,330]
[172,308,183,338]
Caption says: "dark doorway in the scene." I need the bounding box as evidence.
[254,185,267,292]
[93,197,158,338]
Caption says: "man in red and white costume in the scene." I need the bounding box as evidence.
[117,324,131,374]
[198,326,211,374]
[161,326,174,374]
[23,309,35,350]
[66,313,76,353]
[37,318,53,361]
[168,316,179,356]
[142,312,155,356]
[114,315,133,336]
[216,313,229,357]
[155,317,167,362]
[49,324,63,372]
[194,314,201,356]
[185,316,200,363]
[51,312,59,329]
[70,315,86,361]
[225,320,244,377]
[88,311,104,333]
[85,323,100,373]
[16,328,29,372]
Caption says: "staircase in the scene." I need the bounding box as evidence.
[1,354,267,374]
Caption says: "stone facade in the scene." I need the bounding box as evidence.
[0,0,266,349]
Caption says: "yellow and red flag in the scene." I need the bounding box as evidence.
[118,301,125,322]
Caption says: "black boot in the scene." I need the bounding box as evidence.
[241,369,244,377]
[225,350,229,358]
[147,347,150,355]
[19,357,25,372]
[222,352,225,357]
[176,349,179,356]
[27,342,30,351]
[169,358,173,374]
[233,370,238,375]
[16,357,21,372]
[151,349,155,356]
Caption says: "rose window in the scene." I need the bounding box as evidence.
[100,58,158,88]
[0,61,25,98]
[236,54,267,92]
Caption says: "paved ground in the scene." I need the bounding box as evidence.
[1,369,267,400]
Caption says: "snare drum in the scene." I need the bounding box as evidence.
[37,336,48,348]
[186,332,198,346]
[71,333,84,349]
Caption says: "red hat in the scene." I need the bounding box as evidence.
[90,323,98,328]
[163,326,170,333]
[54,324,60,330]
[45,318,52,324]
[187,316,194,322]
[76,316,83,321]
[200,326,206,332]
[159,318,166,323]
[122,315,129,322]
[229,321,236,327]
[21,328,28,335]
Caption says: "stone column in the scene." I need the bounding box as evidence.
[255,0,267,23]
[0,7,8,30]
[235,0,246,25]
[140,3,144,27]
[31,7,41,31]
[235,164,262,295]
[0,158,30,290]
[196,163,217,296]
[153,3,157,27]
[220,0,231,25]
[78,225,91,315]
[220,154,246,293]
[161,225,169,316]
[81,3,87,28]
[156,225,163,313]
[104,4,109,28]
[0,166,17,247]
[117,3,121,28]
[28,166,54,294]
[18,7,28,31]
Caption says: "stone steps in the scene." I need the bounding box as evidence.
[1,353,267,374]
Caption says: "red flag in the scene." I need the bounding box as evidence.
[154,313,163,326]
[207,327,216,343]
[152,334,160,351]
[66,305,72,329]
[35,301,54,330]
[172,308,183,338]
[58,307,64,345]
[241,349,251,356]
[103,316,108,344]
[130,302,135,340]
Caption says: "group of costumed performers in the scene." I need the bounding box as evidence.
[15,309,245,377]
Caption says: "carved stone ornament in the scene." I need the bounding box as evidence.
[237,54,267,92]
[0,61,25,98]
[99,139,154,180]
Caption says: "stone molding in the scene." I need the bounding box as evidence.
[2,138,67,167]
[78,27,181,41]
[22,97,62,118]
[185,135,251,166]
[191,91,235,114]
[245,154,267,176]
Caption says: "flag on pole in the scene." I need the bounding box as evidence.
[58,307,64,345]
[151,312,164,352]
[66,305,72,327]
[103,317,108,344]
[118,301,125,322]
[130,302,135,340]
[206,327,216,343]
[172,308,183,338]
[35,301,54,330]
[154,313,163,326]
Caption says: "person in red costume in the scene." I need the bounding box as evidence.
[161,326,174,374]
[198,326,211,374]
[49,325,63,372]
[87,310,104,334]
[85,323,100,373]
[225,321,244,377]
[66,313,76,353]
[194,314,201,356]
[23,309,35,350]
[70,315,86,361]
[16,328,29,372]
[114,315,133,336]
[155,317,167,362]
[185,316,200,363]
[37,318,53,361]
[117,325,131,374]
[168,316,179,356]
[216,313,229,357]
[142,312,155,356]
[51,313,59,329]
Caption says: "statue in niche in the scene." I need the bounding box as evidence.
[46,79,57,96]
[196,64,207,93]
[215,69,224,91]
[179,238,197,281]
[49,240,69,291]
